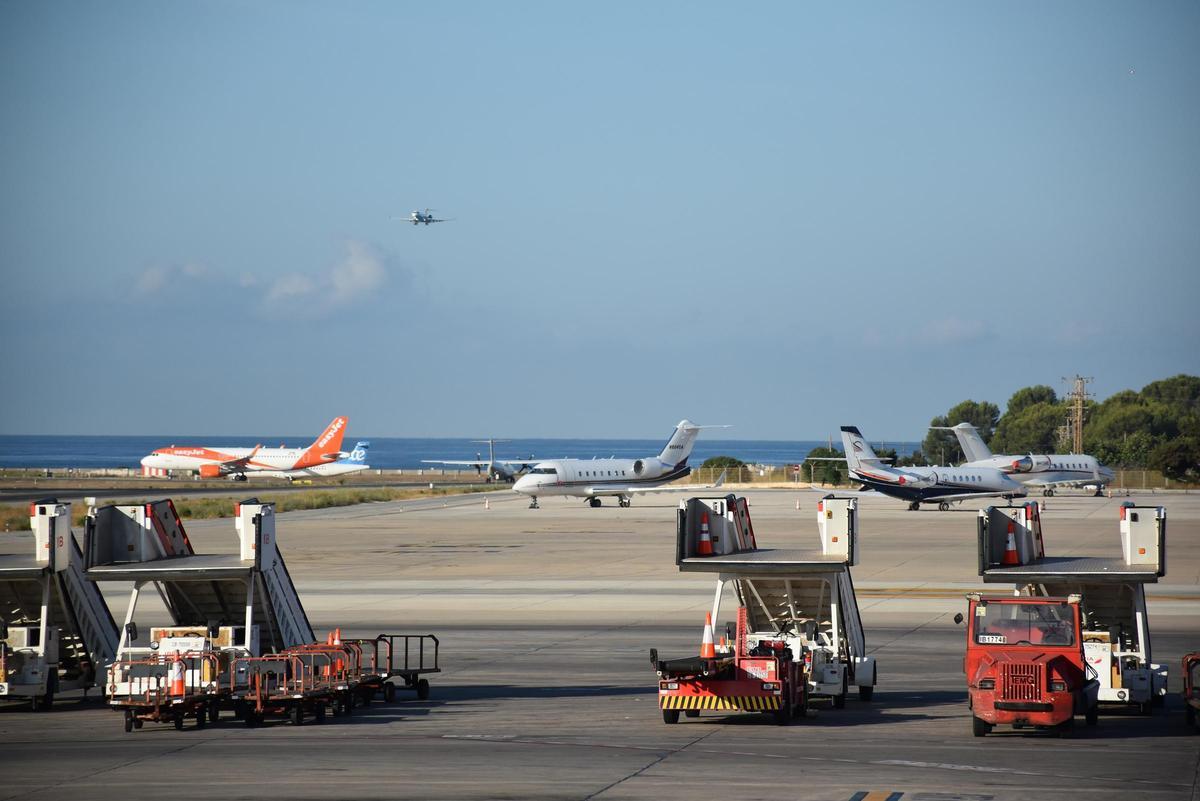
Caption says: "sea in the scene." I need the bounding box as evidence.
[0,435,922,470]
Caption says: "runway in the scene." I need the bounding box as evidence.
[1,489,1197,800]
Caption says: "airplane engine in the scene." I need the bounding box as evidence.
[632,458,666,478]
[199,464,223,479]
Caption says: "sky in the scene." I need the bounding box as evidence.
[1,1,1197,441]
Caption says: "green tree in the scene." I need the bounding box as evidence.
[701,456,745,470]
[990,402,1063,454]
[802,446,848,486]
[1149,437,1200,482]
[1006,385,1058,417]
[922,399,1000,465]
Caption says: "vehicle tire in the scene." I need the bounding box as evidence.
[908,502,920,512]
[1057,718,1075,738]
[417,679,430,700]
[124,710,135,733]
[773,702,792,726]
[291,705,304,726]
[859,685,874,702]
[383,682,396,703]
[244,712,257,728]
[195,705,207,729]
[684,710,699,718]
[589,498,602,508]
[133,718,143,729]
[208,703,220,723]
[315,703,326,724]
[1085,704,1098,726]
[30,695,40,713]
[173,712,184,731]
[662,709,680,724]
[971,716,992,737]
[938,502,950,512]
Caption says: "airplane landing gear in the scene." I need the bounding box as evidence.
[938,501,951,512]
[618,496,631,508]
[907,501,920,511]
[588,497,602,508]
[528,496,540,509]
[1043,488,1055,497]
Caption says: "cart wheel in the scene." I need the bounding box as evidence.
[417,679,430,700]
[133,718,143,729]
[244,712,258,728]
[1085,704,1099,726]
[662,709,680,724]
[124,710,135,733]
[291,705,304,726]
[315,703,327,724]
[684,710,699,718]
[173,712,184,731]
[383,682,397,703]
[208,703,220,723]
[858,685,874,702]
[195,705,207,729]
[971,716,992,737]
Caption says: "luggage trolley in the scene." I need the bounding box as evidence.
[108,649,222,731]
[350,634,441,704]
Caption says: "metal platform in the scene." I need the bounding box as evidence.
[85,554,254,582]
[678,550,848,575]
[979,555,1161,584]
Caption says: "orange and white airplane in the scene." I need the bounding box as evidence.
[140,417,365,480]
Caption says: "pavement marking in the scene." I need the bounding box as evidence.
[848,792,904,801]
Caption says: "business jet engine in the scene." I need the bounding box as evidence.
[1009,455,1051,473]
[632,458,667,479]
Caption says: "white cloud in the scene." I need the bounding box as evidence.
[329,241,386,304]
[135,266,168,295]
[267,273,316,304]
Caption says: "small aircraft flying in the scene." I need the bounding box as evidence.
[930,422,1115,496]
[422,438,537,483]
[400,208,451,226]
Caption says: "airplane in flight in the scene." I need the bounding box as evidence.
[838,425,1026,511]
[140,417,363,481]
[931,422,1115,497]
[400,208,451,226]
[512,420,728,508]
[421,438,537,483]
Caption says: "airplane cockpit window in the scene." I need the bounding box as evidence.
[531,467,559,476]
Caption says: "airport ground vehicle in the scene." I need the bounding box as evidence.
[959,593,1098,736]
[0,501,118,711]
[86,497,439,731]
[651,494,875,723]
[1184,653,1200,732]
[975,501,1168,715]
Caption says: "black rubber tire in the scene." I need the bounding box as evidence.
[833,673,848,709]
[773,702,792,726]
[315,703,326,724]
[244,712,257,728]
[859,685,874,702]
[417,679,430,700]
[208,703,219,723]
[291,705,304,726]
[173,712,184,731]
[684,710,699,718]
[124,710,134,733]
[195,705,207,729]
[383,682,397,703]
[972,716,992,737]
[1058,719,1075,738]
[133,718,143,729]
[662,709,680,724]
[589,498,602,508]
[1086,705,1099,726]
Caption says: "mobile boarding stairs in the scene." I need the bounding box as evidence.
[977,500,1168,713]
[0,501,119,710]
[655,494,876,719]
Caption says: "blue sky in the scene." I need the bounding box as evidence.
[2,1,1197,440]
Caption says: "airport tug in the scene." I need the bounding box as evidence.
[970,502,1168,715]
[652,495,876,724]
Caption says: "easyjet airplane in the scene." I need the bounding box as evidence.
[140,417,366,481]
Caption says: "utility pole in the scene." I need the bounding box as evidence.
[1061,375,1093,454]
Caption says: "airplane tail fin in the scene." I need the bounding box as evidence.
[840,426,885,473]
[296,416,348,467]
[952,423,992,462]
[658,420,703,467]
[340,441,369,464]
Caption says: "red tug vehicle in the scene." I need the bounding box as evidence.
[959,593,1099,737]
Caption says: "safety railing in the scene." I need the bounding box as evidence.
[371,634,440,674]
[107,652,221,703]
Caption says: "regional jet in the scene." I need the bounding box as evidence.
[422,438,537,483]
[140,417,365,481]
[399,208,451,226]
[512,420,728,508]
[839,426,1026,511]
[931,422,1114,496]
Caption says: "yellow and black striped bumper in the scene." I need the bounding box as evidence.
[660,695,780,711]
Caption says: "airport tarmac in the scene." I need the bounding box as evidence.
[1,489,1198,801]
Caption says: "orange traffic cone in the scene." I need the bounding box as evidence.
[1001,520,1020,566]
[697,512,714,556]
[169,654,185,696]
[332,627,342,646]
[700,613,716,659]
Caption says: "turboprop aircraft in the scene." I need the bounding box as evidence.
[512,419,728,509]
[931,422,1115,496]
[422,438,537,483]
[839,426,1026,511]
